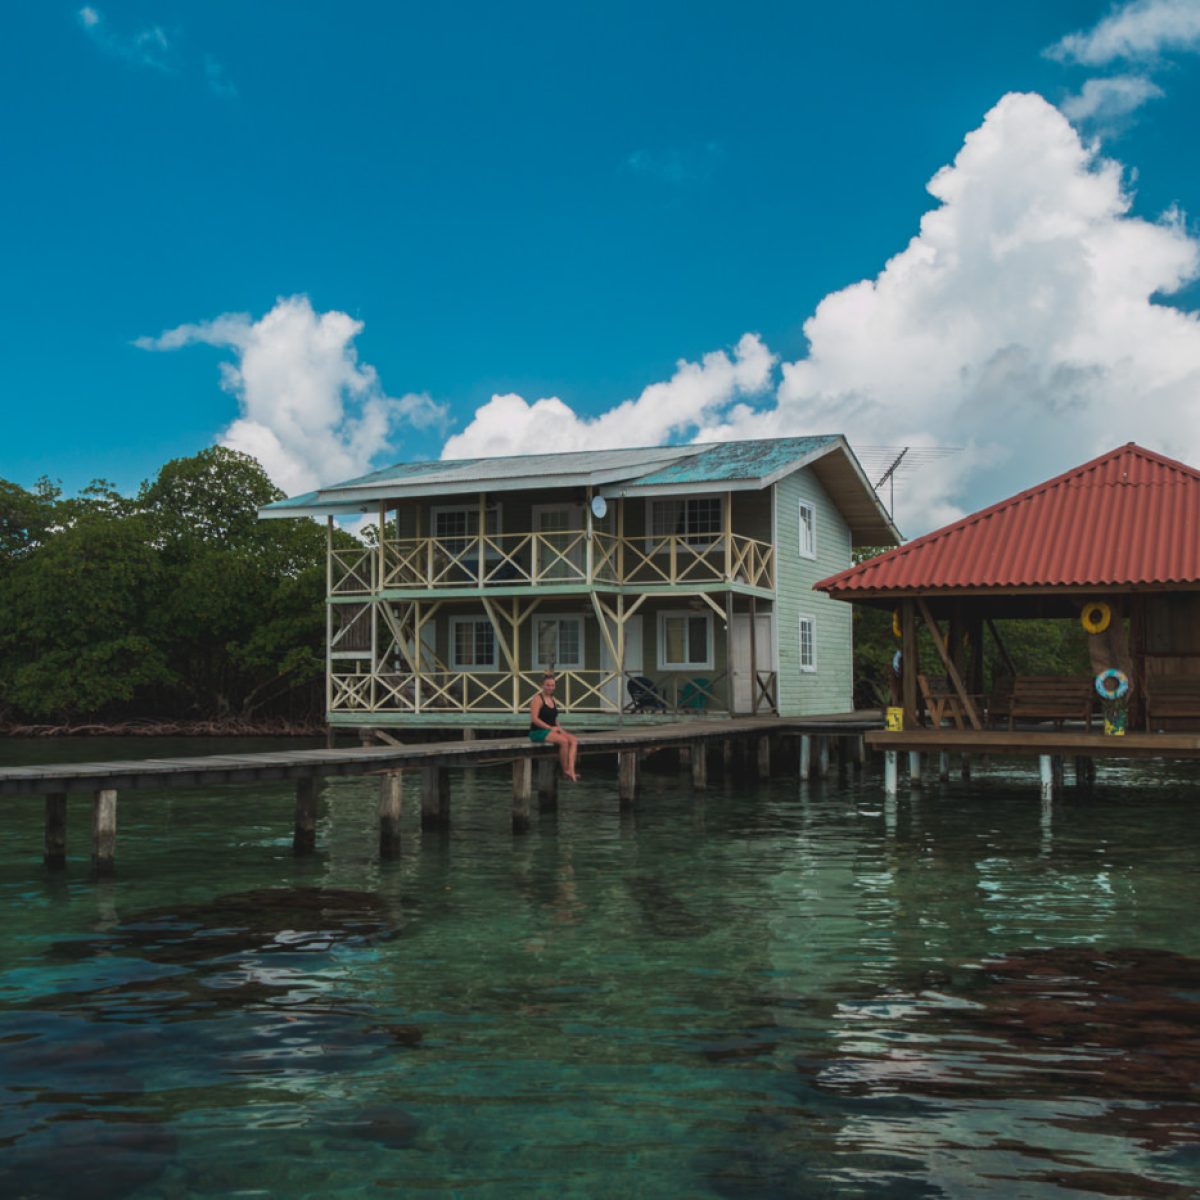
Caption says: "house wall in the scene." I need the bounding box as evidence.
[773,466,855,716]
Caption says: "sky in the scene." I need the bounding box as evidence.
[4,0,1200,535]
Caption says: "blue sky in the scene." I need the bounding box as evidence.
[4,1,1200,531]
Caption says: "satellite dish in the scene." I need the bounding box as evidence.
[591,495,608,520]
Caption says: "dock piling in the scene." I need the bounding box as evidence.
[799,735,812,779]
[511,758,532,834]
[536,757,558,811]
[293,778,318,855]
[884,751,898,796]
[690,741,707,790]
[908,751,923,786]
[379,772,403,857]
[44,792,67,870]
[1039,755,1055,801]
[756,735,771,780]
[421,764,450,829]
[618,750,638,807]
[92,788,117,873]
[938,752,950,782]
[815,736,830,779]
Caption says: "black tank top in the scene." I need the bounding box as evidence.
[531,696,559,732]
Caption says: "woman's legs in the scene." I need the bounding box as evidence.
[548,728,575,780]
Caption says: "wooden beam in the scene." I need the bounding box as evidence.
[901,600,919,729]
[618,750,637,806]
[92,788,117,874]
[691,740,707,790]
[512,758,532,833]
[379,772,403,857]
[293,778,318,854]
[918,598,982,730]
[44,792,67,869]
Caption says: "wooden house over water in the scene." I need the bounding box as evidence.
[816,443,1200,734]
[260,437,898,733]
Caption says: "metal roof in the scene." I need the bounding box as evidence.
[259,435,900,545]
[816,443,1200,598]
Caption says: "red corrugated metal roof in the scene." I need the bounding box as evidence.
[816,443,1200,596]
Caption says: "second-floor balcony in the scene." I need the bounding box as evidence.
[331,530,774,595]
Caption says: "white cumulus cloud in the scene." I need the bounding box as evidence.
[1060,73,1165,127]
[441,333,775,459]
[1048,0,1200,65]
[136,295,448,495]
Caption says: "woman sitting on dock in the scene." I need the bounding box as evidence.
[529,674,579,782]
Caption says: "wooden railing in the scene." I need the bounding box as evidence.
[328,667,778,716]
[331,531,775,594]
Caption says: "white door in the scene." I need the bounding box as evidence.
[731,614,774,713]
[599,615,644,710]
[533,504,585,581]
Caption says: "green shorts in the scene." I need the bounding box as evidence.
[529,728,550,743]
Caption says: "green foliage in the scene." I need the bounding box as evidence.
[0,449,330,724]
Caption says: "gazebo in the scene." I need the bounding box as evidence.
[815,443,1200,734]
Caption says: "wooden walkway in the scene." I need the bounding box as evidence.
[3,713,877,874]
[866,728,1200,759]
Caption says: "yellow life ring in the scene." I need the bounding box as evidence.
[892,610,902,639]
[1081,601,1112,635]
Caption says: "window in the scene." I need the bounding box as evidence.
[798,500,816,559]
[431,504,501,554]
[648,496,723,548]
[449,616,498,670]
[798,615,817,672]
[532,616,584,669]
[658,611,714,670]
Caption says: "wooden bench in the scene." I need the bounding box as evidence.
[1145,675,1200,730]
[918,674,984,729]
[1008,675,1094,730]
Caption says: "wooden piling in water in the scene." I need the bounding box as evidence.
[722,739,734,774]
[690,740,707,790]
[815,736,830,779]
[92,788,117,873]
[511,758,532,834]
[799,734,812,779]
[44,792,67,870]
[293,778,318,855]
[379,772,403,857]
[536,757,558,811]
[421,764,450,829]
[618,750,638,807]
[756,735,771,780]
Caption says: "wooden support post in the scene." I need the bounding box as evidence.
[421,764,450,829]
[1039,754,1054,801]
[678,744,692,770]
[901,600,919,729]
[690,740,707,790]
[939,752,950,781]
[618,750,638,807]
[815,736,830,778]
[799,735,812,779]
[722,738,734,774]
[1051,755,1065,791]
[462,728,476,741]
[756,735,771,780]
[537,757,559,811]
[851,735,865,767]
[91,788,117,874]
[908,751,923,786]
[293,778,318,855]
[884,751,898,796]
[960,755,972,782]
[512,758,532,834]
[379,772,403,858]
[44,792,67,869]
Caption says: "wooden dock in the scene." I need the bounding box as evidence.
[2,714,876,874]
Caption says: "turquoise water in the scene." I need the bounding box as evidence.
[0,738,1198,1198]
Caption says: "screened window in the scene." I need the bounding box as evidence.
[798,615,817,672]
[648,496,723,548]
[533,616,584,669]
[798,500,816,559]
[449,617,498,670]
[658,611,714,670]
[431,504,501,554]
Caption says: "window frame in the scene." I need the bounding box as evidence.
[448,615,500,671]
[798,498,817,560]
[530,614,586,670]
[429,502,503,557]
[645,494,724,552]
[798,614,817,673]
[656,609,715,671]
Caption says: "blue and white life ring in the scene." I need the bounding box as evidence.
[892,650,902,675]
[1094,668,1129,701]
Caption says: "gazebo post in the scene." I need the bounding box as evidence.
[901,600,919,729]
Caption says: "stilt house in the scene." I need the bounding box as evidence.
[260,436,898,732]
[815,442,1200,732]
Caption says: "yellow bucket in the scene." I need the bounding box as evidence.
[885,706,904,732]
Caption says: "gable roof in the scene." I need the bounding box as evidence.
[260,435,900,545]
[816,443,1200,598]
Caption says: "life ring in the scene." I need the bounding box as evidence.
[892,650,902,675]
[1094,668,1129,701]
[1081,601,1112,635]
[892,610,902,639]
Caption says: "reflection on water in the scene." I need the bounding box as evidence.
[0,739,1197,1197]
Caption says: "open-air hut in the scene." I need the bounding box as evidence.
[815,443,1200,733]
